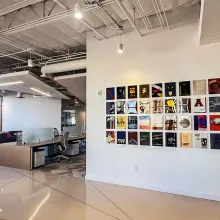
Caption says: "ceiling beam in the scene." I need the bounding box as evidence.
[0,0,115,39]
[52,0,69,10]
[0,52,27,62]
[115,0,142,37]
[0,0,45,17]
[0,35,49,58]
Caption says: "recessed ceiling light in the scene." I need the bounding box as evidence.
[30,88,51,97]
[0,81,23,86]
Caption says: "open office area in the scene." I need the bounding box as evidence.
[1,0,220,220]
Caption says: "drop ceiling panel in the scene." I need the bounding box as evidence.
[54,73,86,103]
[0,71,69,99]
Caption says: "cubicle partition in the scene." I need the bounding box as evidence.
[63,125,82,136]
[22,127,54,144]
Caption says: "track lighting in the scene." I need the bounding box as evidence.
[74,3,83,19]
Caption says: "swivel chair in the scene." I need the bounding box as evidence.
[53,132,70,162]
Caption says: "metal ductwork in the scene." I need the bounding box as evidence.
[41,59,86,75]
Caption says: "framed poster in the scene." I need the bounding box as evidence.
[193,80,206,95]
[152,99,163,113]
[165,133,177,147]
[179,81,191,96]
[165,99,177,113]
[152,132,163,146]
[179,116,192,130]
[210,115,220,131]
[106,87,115,100]
[117,131,126,144]
[209,97,220,112]
[208,78,220,94]
[117,101,126,114]
[106,131,115,144]
[106,116,115,129]
[117,116,126,129]
[127,100,137,114]
[194,133,208,149]
[139,84,149,98]
[165,82,176,97]
[128,116,138,129]
[139,100,150,114]
[139,116,150,130]
[165,116,177,130]
[152,83,163,97]
[210,133,220,149]
[128,132,138,145]
[117,86,126,99]
[180,133,192,148]
[151,115,163,130]
[106,102,115,115]
[194,115,207,131]
[128,85,137,99]
[140,132,150,146]
[179,98,191,113]
[192,98,206,113]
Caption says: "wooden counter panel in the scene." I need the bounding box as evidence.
[0,143,31,170]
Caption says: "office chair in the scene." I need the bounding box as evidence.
[53,132,70,163]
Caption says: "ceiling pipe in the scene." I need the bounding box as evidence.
[115,0,142,37]
[0,0,44,17]
[41,59,86,75]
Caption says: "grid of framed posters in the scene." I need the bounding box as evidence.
[105,78,220,150]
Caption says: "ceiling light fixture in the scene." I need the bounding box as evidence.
[117,35,124,54]
[0,81,23,86]
[74,3,83,19]
[30,88,52,97]
[28,59,33,67]
[28,52,33,67]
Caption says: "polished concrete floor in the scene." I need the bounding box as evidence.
[0,166,220,220]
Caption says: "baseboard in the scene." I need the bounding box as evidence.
[85,174,220,202]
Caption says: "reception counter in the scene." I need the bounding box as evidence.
[0,134,86,170]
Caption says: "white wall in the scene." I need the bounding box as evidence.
[2,95,61,132]
[86,23,220,201]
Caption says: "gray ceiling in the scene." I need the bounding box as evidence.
[3,0,220,104]
[0,0,201,72]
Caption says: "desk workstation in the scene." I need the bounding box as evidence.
[0,128,86,171]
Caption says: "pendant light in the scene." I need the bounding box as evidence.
[75,2,83,19]
[117,35,124,54]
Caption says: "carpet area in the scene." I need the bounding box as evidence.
[38,154,86,179]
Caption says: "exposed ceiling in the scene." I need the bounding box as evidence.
[0,0,204,103]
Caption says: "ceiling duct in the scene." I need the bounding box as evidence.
[41,59,86,75]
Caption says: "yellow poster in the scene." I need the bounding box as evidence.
[117,116,126,129]
[180,133,192,148]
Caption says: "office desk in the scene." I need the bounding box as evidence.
[0,134,86,170]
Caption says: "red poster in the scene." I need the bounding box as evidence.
[210,115,220,131]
